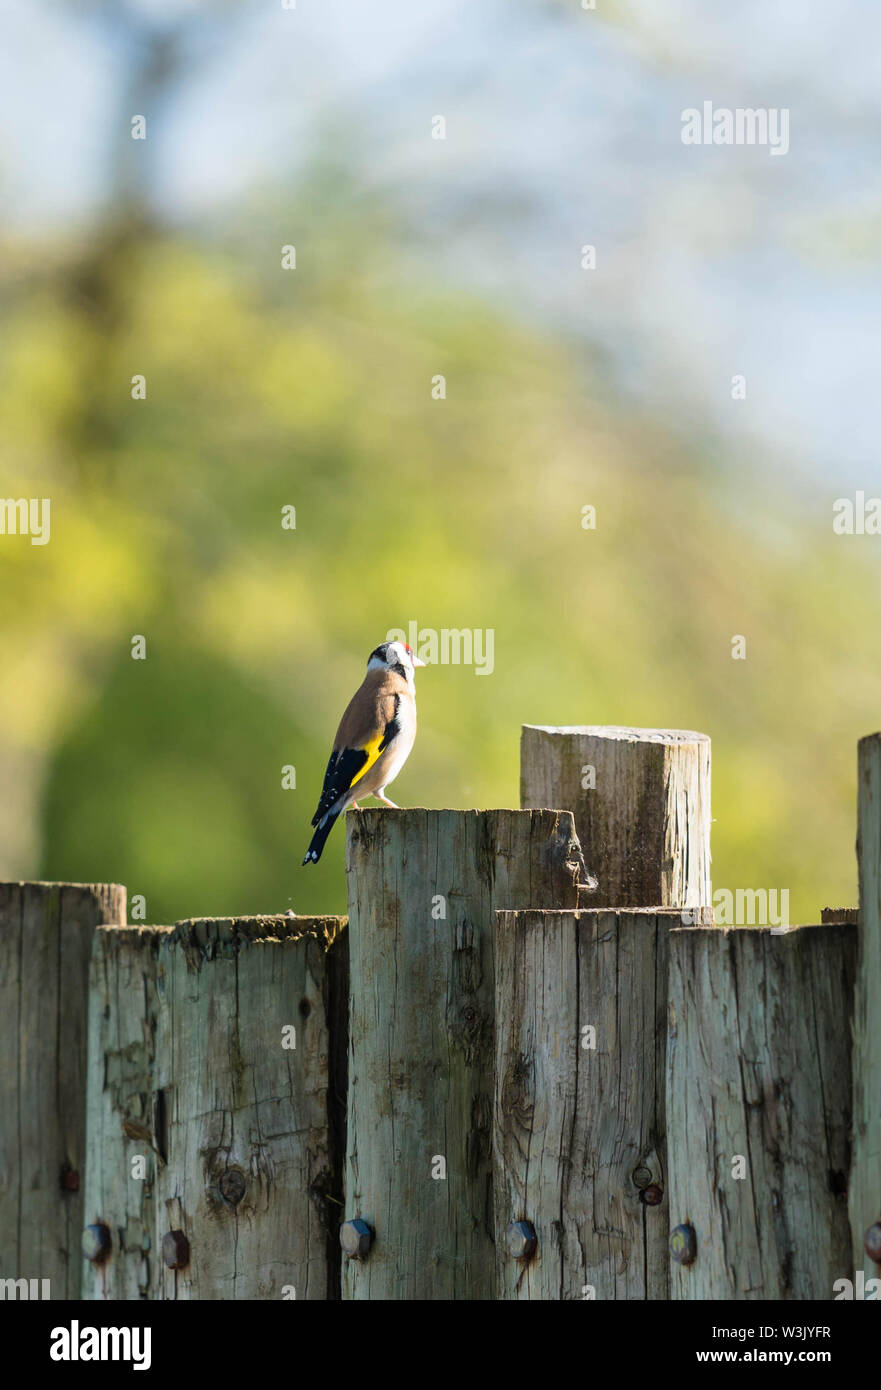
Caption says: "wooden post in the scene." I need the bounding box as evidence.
[667,922,856,1299]
[852,734,881,1284]
[151,915,347,1300]
[0,881,125,1298]
[343,807,588,1300]
[82,926,171,1300]
[521,726,711,909]
[493,907,707,1300]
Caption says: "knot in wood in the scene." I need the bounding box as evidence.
[501,1053,534,1130]
[219,1169,247,1205]
[453,999,488,1063]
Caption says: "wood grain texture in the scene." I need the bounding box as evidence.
[493,908,694,1300]
[521,726,711,910]
[343,807,587,1300]
[852,734,881,1280]
[82,926,171,1300]
[0,881,125,1298]
[667,923,855,1299]
[152,915,347,1300]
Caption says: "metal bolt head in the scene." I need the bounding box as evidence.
[219,1169,246,1206]
[642,1184,664,1207]
[82,1223,112,1263]
[865,1223,881,1264]
[162,1229,190,1270]
[670,1223,697,1266]
[632,1165,653,1189]
[340,1218,374,1259]
[505,1220,538,1261]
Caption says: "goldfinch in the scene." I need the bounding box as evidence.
[302,639,426,864]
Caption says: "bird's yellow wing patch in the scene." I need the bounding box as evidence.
[349,731,384,787]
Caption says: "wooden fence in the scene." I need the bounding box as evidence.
[0,726,878,1300]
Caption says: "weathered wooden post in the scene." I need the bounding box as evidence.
[82,925,171,1299]
[0,881,125,1298]
[852,733,881,1284]
[521,726,711,909]
[343,807,589,1300]
[667,922,856,1299]
[494,906,708,1300]
[141,915,345,1300]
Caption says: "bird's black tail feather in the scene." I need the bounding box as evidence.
[302,812,340,865]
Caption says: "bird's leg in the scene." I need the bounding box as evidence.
[374,789,399,808]
[350,801,359,810]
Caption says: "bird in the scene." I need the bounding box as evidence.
[302,639,426,864]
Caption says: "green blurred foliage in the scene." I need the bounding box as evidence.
[1,193,879,922]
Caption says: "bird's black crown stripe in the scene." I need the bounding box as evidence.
[368,643,408,678]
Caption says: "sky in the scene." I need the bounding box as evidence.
[2,0,880,487]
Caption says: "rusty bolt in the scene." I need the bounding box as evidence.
[162,1230,190,1270]
[670,1223,697,1266]
[865,1223,881,1264]
[60,1166,80,1193]
[219,1169,246,1206]
[82,1223,112,1263]
[632,1166,652,1189]
[642,1184,664,1207]
[340,1218,374,1260]
[505,1220,538,1261]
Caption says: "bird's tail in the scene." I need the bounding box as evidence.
[302,811,340,865]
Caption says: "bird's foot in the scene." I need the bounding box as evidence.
[375,791,399,808]
[350,801,359,810]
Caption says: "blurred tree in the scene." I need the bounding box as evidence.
[1,1,878,923]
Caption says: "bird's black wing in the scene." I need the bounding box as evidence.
[310,747,369,826]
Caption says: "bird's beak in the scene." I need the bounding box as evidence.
[412,654,426,667]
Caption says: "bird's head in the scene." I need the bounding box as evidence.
[368,640,426,679]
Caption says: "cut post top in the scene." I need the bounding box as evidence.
[497,906,714,922]
[171,914,346,949]
[522,725,710,744]
[344,804,577,815]
[94,923,174,943]
[0,879,127,891]
[669,919,855,938]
